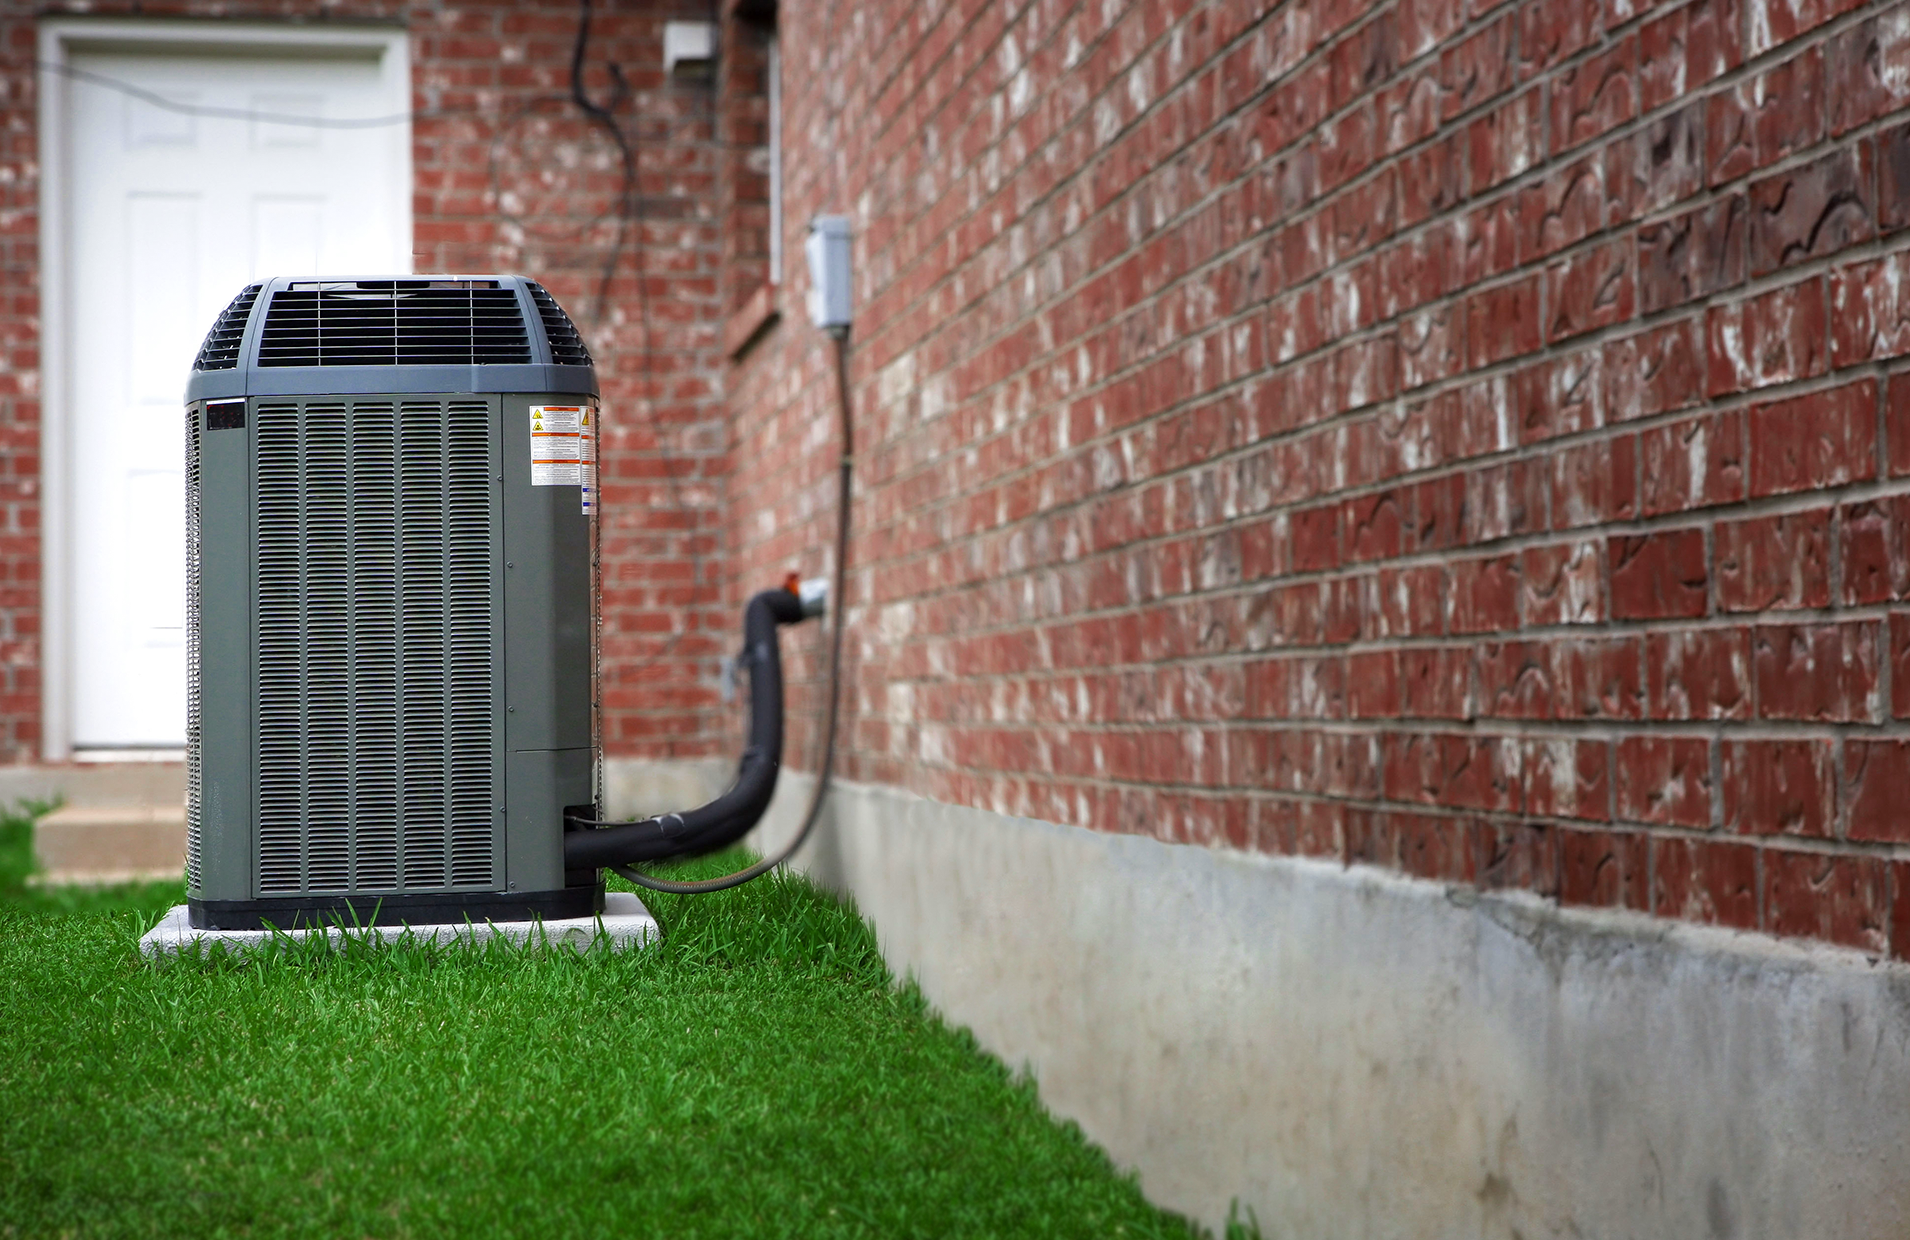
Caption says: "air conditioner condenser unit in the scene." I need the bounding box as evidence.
[182,275,604,930]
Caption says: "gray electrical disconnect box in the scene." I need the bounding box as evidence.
[805,216,854,330]
[181,276,600,929]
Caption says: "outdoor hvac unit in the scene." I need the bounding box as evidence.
[182,276,601,930]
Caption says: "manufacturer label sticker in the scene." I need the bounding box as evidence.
[580,407,596,514]
[530,405,588,487]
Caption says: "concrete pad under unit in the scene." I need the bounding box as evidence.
[139,891,659,958]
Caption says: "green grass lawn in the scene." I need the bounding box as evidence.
[0,807,1217,1239]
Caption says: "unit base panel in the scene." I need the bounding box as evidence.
[188,885,601,930]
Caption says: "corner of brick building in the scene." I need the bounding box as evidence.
[713,0,1910,961]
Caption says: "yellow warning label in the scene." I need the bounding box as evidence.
[530,405,589,487]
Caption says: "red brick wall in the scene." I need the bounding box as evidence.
[0,1,726,765]
[729,0,1910,956]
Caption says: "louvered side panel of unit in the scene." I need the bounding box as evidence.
[348,405,400,890]
[303,405,351,891]
[256,404,303,893]
[446,402,496,887]
[184,407,203,890]
[256,398,500,896]
[399,401,450,887]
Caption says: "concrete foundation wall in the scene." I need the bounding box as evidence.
[712,766,1908,1238]
[601,757,728,822]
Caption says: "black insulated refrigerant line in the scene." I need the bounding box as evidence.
[563,330,855,894]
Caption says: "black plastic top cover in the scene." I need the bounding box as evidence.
[183,275,599,403]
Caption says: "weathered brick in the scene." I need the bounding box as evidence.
[1512,350,1602,444]
[1385,811,1475,882]
[1839,497,1910,605]
[1764,850,1889,953]
[1603,318,1705,421]
[1521,540,1603,625]
[1289,504,1343,573]
[1753,622,1883,722]
[1637,195,1747,314]
[1472,818,1559,894]
[1449,555,1522,632]
[1368,565,1449,637]
[1333,174,1402,265]
[1638,411,1746,515]
[1402,646,1476,718]
[1892,374,1910,475]
[1399,0,1470,60]
[1746,0,1869,58]
[1552,434,1639,528]
[1749,147,1876,277]
[1397,304,1467,392]
[1705,278,1828,395]
[1330,11,1402,111]
[1715,509,1832,611]
[1723,740,1834,837]
[1545,238,1634,343]
[1653,837,1759,929]
[1892,861,1910,959]
[1891,612,1910,717]
[1829,252,1910,366]
[1527,737,1613,822]
[1468,87,1546,191]
[1706,48,1825,183]
[1619,101,1705,216]
[1343,490,1407,563]
[1464,459,1548,544]
[1410,472,1469,552]
[1826,2,1910,133]
[1609,529,1708,619]
[1616,735,1714,826]
[1465,275,1544,368]
[1320,104,1380,192]
[1478,640,1556,717]
[1347,650,1404,719]
[1746,379,1878,497]
[1553,636,1647,719]
[1440,15,1517,120]
[1639,0,1742,112]
[1550,37,1637,154]
[1558,827,1647,908]
[1518,0,1603,78]
[1460,198,1521,283]
[1397,135,1468,228]
[1878,121,1910,232]
[1848,739,1910,842]
[1518,157,1615,262]
[1647,627,1752,720]
[1384,731,1522,811]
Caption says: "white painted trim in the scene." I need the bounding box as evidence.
[36,18,411,761]
[768,36,782,286]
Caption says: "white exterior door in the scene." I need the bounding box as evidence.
[60,44,410,752]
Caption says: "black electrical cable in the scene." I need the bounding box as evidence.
[602,328,854,895]
[567,0,641,324]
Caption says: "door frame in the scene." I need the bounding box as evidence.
[37,17,411,761]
